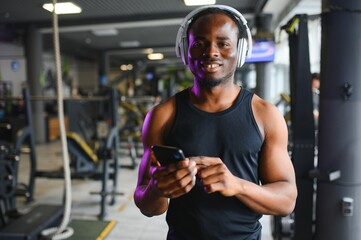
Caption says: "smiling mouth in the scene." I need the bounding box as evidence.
[202,63,222,69]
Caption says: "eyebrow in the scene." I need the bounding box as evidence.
[216,36,231,41]
[193,36,231,41]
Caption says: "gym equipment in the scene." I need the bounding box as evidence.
[118,101,143,169]
[0,88,37,203]
[175,4,252,68]
[271,213,295,240]
[272,14,316,240]
[287,14,315,240]
[0,144,19,219]
[278,7,361,239]
[118,96,159,169]
[1,87,122,219]
[315,1,361,239]
[66,131,99,172]
[0,142,63,240]
[0,95,110,102]
[0,204,63,240]
[35,88,122,219]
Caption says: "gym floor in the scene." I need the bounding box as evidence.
[16,141,273,240]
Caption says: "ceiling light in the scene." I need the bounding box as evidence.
[92,29,118,36]
[147,53,164,60]
[142,48,154,54]
[120,64,133,71]
[119,41,140,48]
[184,0,216,6]
[42,2,82,14]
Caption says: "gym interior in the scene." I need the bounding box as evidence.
[0,0,360,239]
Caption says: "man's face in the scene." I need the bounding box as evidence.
[312,79,320,90]
[187,13,239,88]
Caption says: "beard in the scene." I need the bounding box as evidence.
[198,71,234,89]
[199,77,222,88]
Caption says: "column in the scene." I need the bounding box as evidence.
[315,1,361,239]
[25,25,46,143]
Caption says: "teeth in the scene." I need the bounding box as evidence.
[205,64,218,68]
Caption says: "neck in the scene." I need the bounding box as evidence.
[189,83,241,112]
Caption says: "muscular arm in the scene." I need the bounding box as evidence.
[134,148,168,217]
[250,96,297,215]
[133,99,174,216]
[195,95,297,216]
[134,97,198,217]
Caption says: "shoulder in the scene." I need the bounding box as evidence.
[152,95,176,117]
[142,95,177,146]
[251,94,279,114]
[251,94,286,139]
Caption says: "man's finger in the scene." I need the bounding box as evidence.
[191,156,221,167]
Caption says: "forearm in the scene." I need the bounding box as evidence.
[134,184,169,217]
[236,179,297,216]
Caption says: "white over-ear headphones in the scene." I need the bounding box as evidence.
[175,5,252,68]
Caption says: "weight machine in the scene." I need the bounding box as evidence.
[0,88,123,219]
[35,88,123,219]
[0,117,63,240]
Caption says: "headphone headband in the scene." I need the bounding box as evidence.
[175,5,252,68]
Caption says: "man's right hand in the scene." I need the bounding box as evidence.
[151,158,198,199]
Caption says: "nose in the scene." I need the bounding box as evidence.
[203,42,219,58]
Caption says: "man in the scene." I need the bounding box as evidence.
[134,5,297,239]
[312,72,320,125]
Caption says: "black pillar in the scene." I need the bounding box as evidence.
[286,14,315,240]
[255,14,273,101]
[315,1,361,239]
[25,25,46,143]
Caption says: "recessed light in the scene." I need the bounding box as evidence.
[184,0,216,6]
[147,53,164,60]
[120,64,133,71]
[119,41,140,48]
[142,48,154,54]
[92,29,118,36]
[42,2,82,14]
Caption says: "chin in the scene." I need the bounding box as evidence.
[200,78,223,88]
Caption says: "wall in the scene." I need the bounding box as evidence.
[75,60,98,93]
[0,41,99,97]
[0,42,26,97]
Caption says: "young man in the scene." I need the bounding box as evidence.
[134,5,297,239]
[312,72,320,124]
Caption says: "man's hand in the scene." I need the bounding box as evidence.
[193,156,240,197]
[151,156,198,199]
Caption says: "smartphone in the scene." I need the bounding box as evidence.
[151,144,186,166]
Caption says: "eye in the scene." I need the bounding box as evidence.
[218,42,231,48]
[192,40,204,48]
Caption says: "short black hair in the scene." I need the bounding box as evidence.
[312,72,320,80]
[187,7,245,38]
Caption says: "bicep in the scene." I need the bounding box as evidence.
[258,105,295,185]
[136,111,160,187]
[136,100,175,187]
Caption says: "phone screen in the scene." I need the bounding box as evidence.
[151,145,186,166]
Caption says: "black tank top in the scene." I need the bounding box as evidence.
[165,87,263,240]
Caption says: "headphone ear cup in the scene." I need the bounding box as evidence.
[181,36,188,65]
[237,38,247,68]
